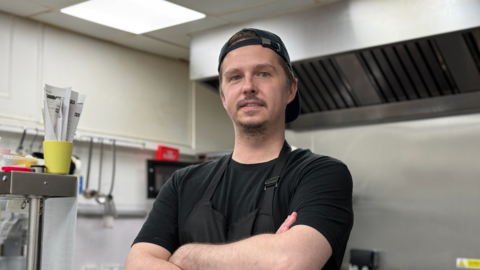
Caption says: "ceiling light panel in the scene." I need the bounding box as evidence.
[61,0,206,34]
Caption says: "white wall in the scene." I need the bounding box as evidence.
[0,11,234,270]
[194,82,235,152]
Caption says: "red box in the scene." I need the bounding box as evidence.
[156,145,179,161]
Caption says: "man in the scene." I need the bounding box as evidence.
[125,28,353,270]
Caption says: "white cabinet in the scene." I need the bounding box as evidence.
[0,14,43,123]
[0,11,192,147]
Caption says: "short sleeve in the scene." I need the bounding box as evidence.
[132,172,180,254]
[289,160,353,269]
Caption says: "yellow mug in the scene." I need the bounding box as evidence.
[43,141,73,175]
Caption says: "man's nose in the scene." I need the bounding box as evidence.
[242,76,257,95]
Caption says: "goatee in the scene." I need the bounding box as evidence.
[239,120,267,141]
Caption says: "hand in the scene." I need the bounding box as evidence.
[168,248,185,269]
[276,212,297,234]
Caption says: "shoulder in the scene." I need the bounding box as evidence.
[287,148,348,171]
[285,148,352,187]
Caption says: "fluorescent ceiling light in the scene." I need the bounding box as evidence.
[61,0,206,34]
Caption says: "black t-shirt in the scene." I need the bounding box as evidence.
[134,148,353,269]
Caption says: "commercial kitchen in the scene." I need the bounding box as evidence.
[0,0,479,269]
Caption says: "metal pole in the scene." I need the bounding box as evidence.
[27,196,42,270]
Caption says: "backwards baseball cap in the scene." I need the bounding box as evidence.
[218,28,301,123]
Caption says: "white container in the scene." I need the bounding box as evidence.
[3,155,38,168]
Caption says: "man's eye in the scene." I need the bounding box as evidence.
[259,72,269,77]
[231,75,241,81]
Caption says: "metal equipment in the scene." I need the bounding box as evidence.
[0,171,77,270]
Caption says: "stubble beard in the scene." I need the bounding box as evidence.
[238,118,268,142]
[235,96,269,142]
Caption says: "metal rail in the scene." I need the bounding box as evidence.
[26,196,42,270]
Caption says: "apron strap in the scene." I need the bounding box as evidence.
[260,141,291,223]
[202,154,231,201]
[203,141,291,209]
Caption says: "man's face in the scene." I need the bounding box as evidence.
[220,45,297,131]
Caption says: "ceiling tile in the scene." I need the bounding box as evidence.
[114,35,189,60]
[32,11,131,41]
[28,0,84,9]
[219,0,314,23]
[168,0,273,16]
[0,0,49,17]
[145,17,227,48]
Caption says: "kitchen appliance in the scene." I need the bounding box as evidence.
[146,160,195,198]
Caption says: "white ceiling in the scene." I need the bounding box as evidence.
[0,0,337,61]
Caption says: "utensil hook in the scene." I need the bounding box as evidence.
[17,129,27,154]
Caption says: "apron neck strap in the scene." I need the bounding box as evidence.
[202,141,292,201]
[263,141,291,190]
[202,154,231,201]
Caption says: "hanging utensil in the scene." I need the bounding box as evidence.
[26,129,38,154]
[82,138,97,199]
[16,129,27,155]
[103,140,117,228]
[37,137,43,152]
[95,139,108,204]
[108,140,116,198]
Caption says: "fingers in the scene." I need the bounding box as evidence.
[275,211,298,234]
[287,212,297,226]
[276,216,291,234]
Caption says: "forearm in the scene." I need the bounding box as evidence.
[125,244,182,270]
[169,225,331,270]
[126,254,181,270]
[169,233,288,270]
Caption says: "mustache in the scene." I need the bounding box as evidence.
[236,97,267,110]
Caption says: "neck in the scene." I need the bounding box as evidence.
[232,122,285,164]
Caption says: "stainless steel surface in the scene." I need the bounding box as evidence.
[436,32,480,92]
[0,257,26,270]
[30,165,46,173]
[26,196,41,270]
[193,0,480,130]
[16,129,27,155]
[0,173,77,270]
[40,197,77,270]
[294,112,480,269]
[289,91,480,130]
[77,207,146,218]
[334,54,382,106]
[190,0,480,80]
[95,193,107,204]
[97,139,104,193]
[0,171,77,197]
[104,140,117,221]
[82,137,95,199]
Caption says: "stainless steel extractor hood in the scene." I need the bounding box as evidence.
[191,0,480,130]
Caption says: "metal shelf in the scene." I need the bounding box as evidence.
[0,171,77,197]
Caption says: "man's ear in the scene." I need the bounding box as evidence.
[220,90,227,110]
[287,79,298,104]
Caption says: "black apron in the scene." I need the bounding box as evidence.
[180,141,291,244]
